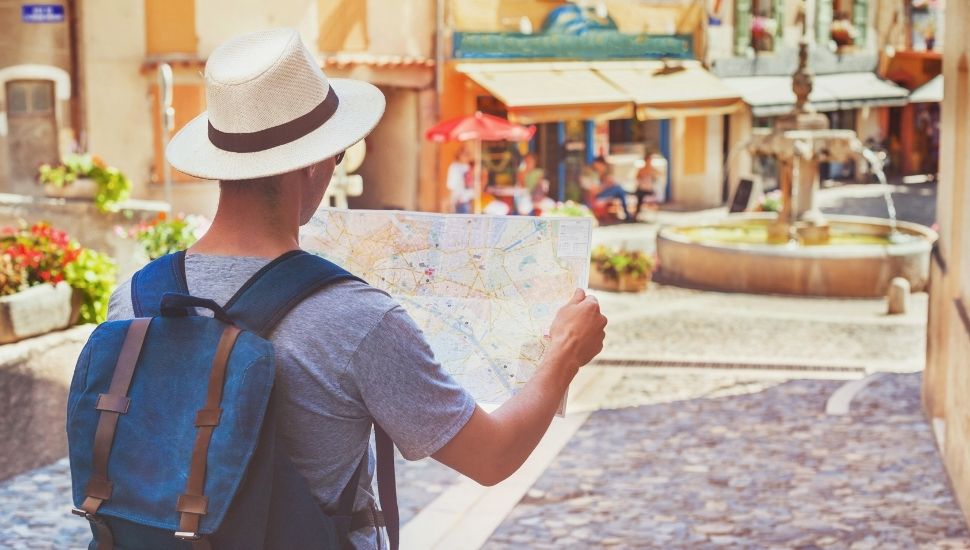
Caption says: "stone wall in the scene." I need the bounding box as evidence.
[0,193,166,280]
[922,0,970,526]
[0,325,92,481]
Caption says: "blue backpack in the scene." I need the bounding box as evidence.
[67,250,399,549]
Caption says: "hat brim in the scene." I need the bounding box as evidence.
[165,79,385,181]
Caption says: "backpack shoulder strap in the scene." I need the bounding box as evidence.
[223,250,363,337]
[224,250,400,549]
[130,251,189,317]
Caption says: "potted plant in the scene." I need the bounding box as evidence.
[542,200,598,225]
[589,245,654,292]
[38,153,132,213]
[753,189,782,213]
[0,223,116,343]
[120,212,208,260]
[830,14,858,49]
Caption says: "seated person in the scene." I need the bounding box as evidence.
[634,154,658,218]
[594,172,634,222]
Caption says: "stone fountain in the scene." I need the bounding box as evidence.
[655,29,937,297]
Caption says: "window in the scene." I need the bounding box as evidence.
[750,0,782,53]
[735,0,784,55]
[818,0,868,50]
[5,81,53,116]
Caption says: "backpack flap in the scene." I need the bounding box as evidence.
[67,315,276,535]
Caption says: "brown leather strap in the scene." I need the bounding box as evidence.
[77,318,152,550]
[177,325,242,538]
[81,318,152,513]
[350,507,385,531]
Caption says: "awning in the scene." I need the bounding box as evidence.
[815,72,910,110]
[596,61,744,120]
[455,62,633,124]
[722,72,910,117]
[910,75,943,104]
[722,76,839,117]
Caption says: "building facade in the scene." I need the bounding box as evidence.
[709,0,911,199]
[0,0,439,216]
[923,0,970,525]
[439,0,741,211]
[879,0,944,177]
[0,0,78,197]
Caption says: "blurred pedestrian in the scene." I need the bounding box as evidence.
[447,148,474,213]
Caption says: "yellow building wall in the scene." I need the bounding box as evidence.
[81,0,154,199]
[924,0,970,526]
[145,0,197,54]
[682,116,707,176]
[318,0,368,52]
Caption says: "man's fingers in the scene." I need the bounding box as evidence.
[569,288,586,304]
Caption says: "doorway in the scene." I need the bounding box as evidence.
[5,79,59,189]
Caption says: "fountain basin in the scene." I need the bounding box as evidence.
[656,214,937,297]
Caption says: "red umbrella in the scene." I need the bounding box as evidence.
[426,112,536,213]
[426,111,536,142]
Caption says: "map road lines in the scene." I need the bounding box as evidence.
[302,209,592,405]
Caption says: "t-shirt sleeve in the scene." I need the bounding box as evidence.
[107,278,135,321]
[349,305,477,461]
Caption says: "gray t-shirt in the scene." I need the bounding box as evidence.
[108,254,477,549]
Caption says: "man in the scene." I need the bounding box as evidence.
[107,29,607,549]
[590,156,635,222]
[446,147,473,213]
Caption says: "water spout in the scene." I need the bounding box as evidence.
[855,141,900,238]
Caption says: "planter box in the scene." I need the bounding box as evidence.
[588,267,650,293]
[44,177,98,200]
[0,283,80,345]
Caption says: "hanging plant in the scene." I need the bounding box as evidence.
[38,153,132,213]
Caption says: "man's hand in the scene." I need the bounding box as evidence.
[433,288,609,486]
[547,288,608,371]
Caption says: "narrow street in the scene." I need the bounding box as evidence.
[2,181,963,549]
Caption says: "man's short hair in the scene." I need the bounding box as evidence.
[220,174,285,202]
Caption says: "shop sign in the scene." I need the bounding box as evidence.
[22,4,64,23]
[454,32,692,60]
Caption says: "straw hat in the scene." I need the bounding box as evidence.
[166,28,385,181]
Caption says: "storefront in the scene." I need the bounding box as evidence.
[437,1,741,211]
[443,56,742,209]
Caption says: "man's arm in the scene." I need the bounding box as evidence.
[432,289,607,486]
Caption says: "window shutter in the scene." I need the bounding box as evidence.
[815,0,833,48]
[853,0,868,46]
[735,0,752,56]
[773,0,785,38]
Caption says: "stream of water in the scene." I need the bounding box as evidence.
[857,145,901,238]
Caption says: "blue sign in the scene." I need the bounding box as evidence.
[22,4,65,23]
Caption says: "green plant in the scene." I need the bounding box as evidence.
[64,248,116,324]
[543,200,595,218]
[38,153,132,213]
[591,245,654,280]
[0,254,28,297]
[754,190,782,213]
[124,212,203,260]
[0,222,116,323]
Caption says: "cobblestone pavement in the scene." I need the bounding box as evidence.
[594,283,928,372]
[0,452,458,548]
[485,372,969,549]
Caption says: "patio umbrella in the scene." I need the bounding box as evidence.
[426,111,536,213]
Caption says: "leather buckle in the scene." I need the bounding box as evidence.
[174,531,201,541]
[71,508,104,523]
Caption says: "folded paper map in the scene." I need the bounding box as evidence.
[301,209,592,407]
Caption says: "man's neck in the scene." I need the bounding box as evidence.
[189,186,301,259]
